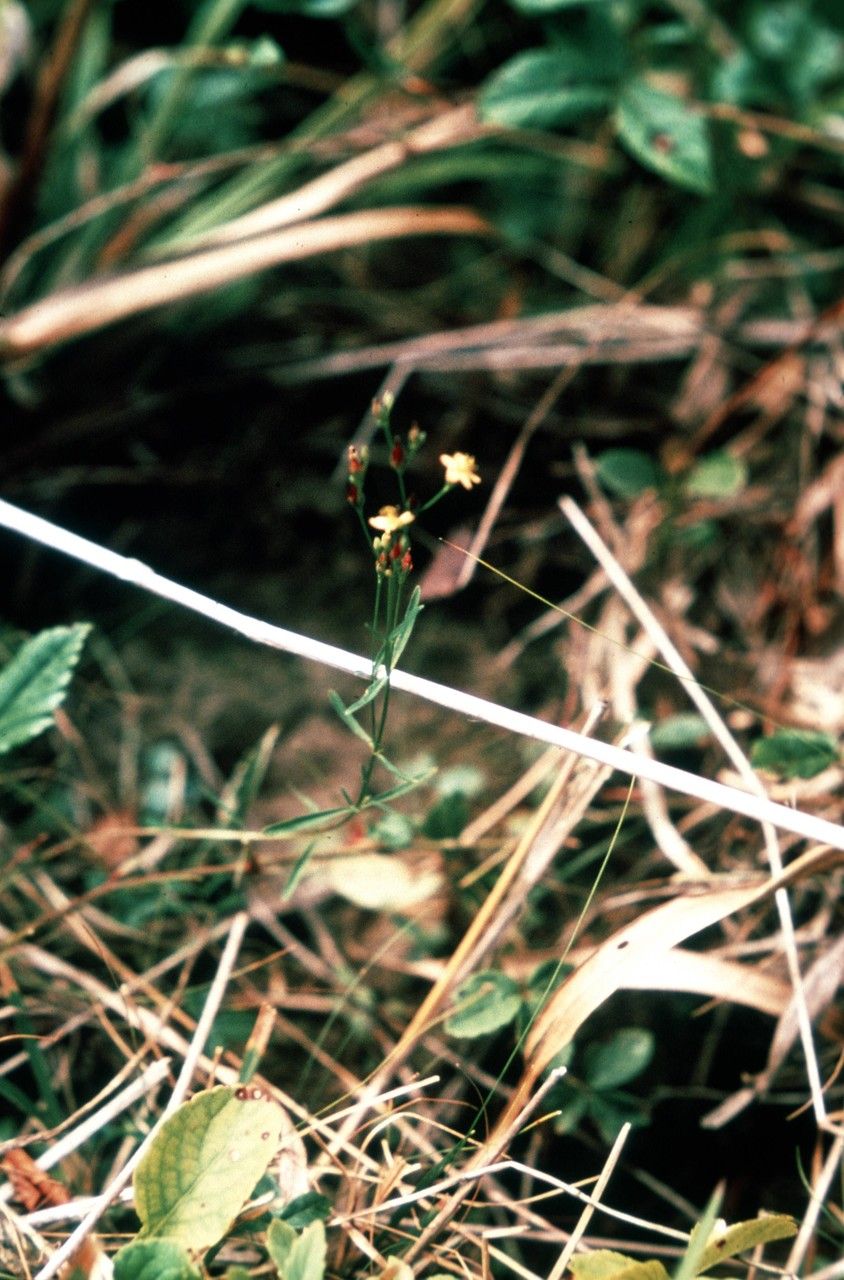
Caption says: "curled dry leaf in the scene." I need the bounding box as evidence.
[525,842,842,1076]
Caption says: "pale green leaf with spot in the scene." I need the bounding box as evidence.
[134,1085,285,1251]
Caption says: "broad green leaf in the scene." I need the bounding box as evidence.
[685,452,747,498]
[551,1091,589,1133]
[697,1214,796,1272]
[445,971,522,1038]
[596,449,662,498]
[267,1219,297,1271]
[587,1094,647,1144]
[0,623,91,756]
[134,1085,285,1251]
[287,1220,327,1280]
[479,47,618,129]
[584,1028,654,1089]
[253,0,357,13]
[422,791,470,839]
[570,1253,669,1280]
[616,81,714,194]
[278,1192,332,1229]
[113,1239,202,1280]
[649,714,710,752]
[751,729,838,780]
[509,0,613,10]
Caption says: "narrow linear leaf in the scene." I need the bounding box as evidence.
[328,690,375,748]
[263,805,352,835]
[0,623,91,756]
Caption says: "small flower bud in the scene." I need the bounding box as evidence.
[390,440,405,469]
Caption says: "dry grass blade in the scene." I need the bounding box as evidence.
[523,842,841,1082]
[182,104,482,249]
[0,206,489,359]
[622,946,790,1015]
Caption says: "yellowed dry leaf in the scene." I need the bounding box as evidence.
[314,851,443,913]
[525,843,844,1075]
[623,946,790,1016]
[0,206,488,358]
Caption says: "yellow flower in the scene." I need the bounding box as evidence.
[368,505,415,533]
[440,452,481,490]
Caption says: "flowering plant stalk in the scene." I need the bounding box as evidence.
[341,394,480,804]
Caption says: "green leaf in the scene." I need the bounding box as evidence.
[267,1219,297,1271]
[344,675,388,716]
[0,623,91,757]
[587,1094,648,1143]
[445,971,522,1038]
[278,1192,332,1229]
[616,80,714,194]
[273,1221,327,1280]
[387,586,423,669]
[422,791,470,839]
[282,840,318,900]
[674,1187,723,1280]
[649,714,710,752]
[328,691,375,748]
[551,1091,589,1133]
[595,449,662,498]
[113,1239,202,1280]
[134,1085,285,1251]
[370,810,415,851]
[584,1028,655,1089]
[509,0,613,10]
[570,1252,670,1280]
[697,1214,796,1272]
[751,729,838,780]
[479,46,619,129]
[685,452,747,498]
[218,725,279,826]
[263,805,352,836]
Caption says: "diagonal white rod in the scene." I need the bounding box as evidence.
[1,496,842,852]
